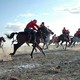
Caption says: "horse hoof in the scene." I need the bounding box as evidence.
[31,56,33,58]
[30,54,33,58]
[9,53,14,55]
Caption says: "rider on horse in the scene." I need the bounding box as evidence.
[24,19,39,43]
[74,28,80,38]
[40,22,48,38]
[62,27,67,35]
[62,27,70,41]
[40,22,54,39]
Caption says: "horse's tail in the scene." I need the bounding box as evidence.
[5,32,18,39]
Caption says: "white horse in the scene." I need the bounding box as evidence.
[42,33,51,49]
[69,36,80,47]
[42,29,54,49]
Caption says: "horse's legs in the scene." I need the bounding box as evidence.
[48,40,52,45]
[26,43,30,46]
[26,42,37,52]
[42,43,45,49]
[68,38,74,47]
[36,44,45,56]
[72,42,75,47]
[43,42,49,49]
[68,41,72,47]
[64,42,67,50]
[60,41,67,50]
[10,43,23,55]
[42,42,48,50]
[30,45,36,58]
[45,43,48,49]
[56,42,59,48]
[56,39,60,48]
[60,41,64,49]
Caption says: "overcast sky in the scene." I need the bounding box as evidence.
[0,0,80,38]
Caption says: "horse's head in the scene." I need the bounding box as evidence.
[48,29,54,35]
[0,37,6,42]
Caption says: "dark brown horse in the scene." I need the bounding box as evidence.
[5,28,45,58]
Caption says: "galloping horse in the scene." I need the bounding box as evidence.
[48,34,58,45]
[48,33,70,50]
[43,29,54,49]
[6,28,45,58]
[39,27,54,49]
[57,34,70,50]
[0,37,6,52]
[68,35,80,47]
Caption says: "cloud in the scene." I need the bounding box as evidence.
[52,1,80,14]
[63,7,80,14]
[5,22,25,32]
[19,13,35,18]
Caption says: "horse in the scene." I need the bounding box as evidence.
[5,28,46,58]
[0,37,6,52]
[39,27,54,49]
[43,29,54,49]
[68,35,80,47]
[11,27,54,51]
[48,33,70,50]
[56,34,70,50]
[48,34,58,45]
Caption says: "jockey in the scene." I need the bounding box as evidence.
[24,19,39,43]
[40,22,53,34]
[40,22,50,38]
[62,27,67,35]
[62,27,70,40]
[40,22,54,45]
[40,22,45,28]
[74,28,80,38]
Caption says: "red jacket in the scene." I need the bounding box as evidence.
[26,21,39,30]
[75,31,80,35]
[62,29,67,33]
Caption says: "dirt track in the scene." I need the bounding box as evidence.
[0,44,80,80]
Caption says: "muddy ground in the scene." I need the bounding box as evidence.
[0,44,80,80]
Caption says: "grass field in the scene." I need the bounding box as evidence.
[0,44,80,80]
